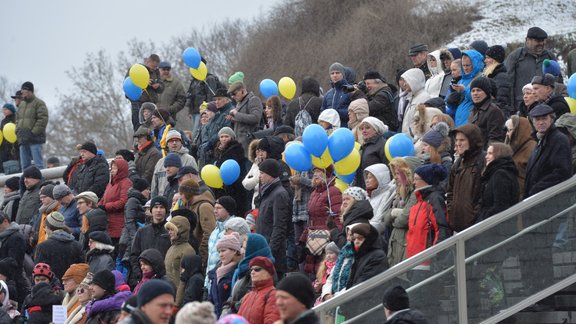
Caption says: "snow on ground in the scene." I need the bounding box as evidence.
[447,0,576,47]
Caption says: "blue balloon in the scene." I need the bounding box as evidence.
[284,143,312,172]
[123,77,142,101]
[302,124,329,157]
[337,172,356,184]
[568,73,576,99]
[328,128,355,162]
[259,79,279,98]
[220,159,241,185]
[182,47,201,69]
[385,133,415,160]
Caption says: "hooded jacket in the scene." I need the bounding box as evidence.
[135,139,161,184]
[321,78,351,127]
[335,200,373,248]
[318,108,341,129]
[401,69,431,133]
[181,254,204,305]
[120,188,148,257]
[477,157,519,222]
[346,225,388,288]
[99,159,132,239]
[87,242,115,273]
[133,248,172,294]
[365,164,396,228]
[164,216,196,306]
[151,145,198,197]
[425,50,445,98]
[69,155,110,198]
[35,230,84,281]
[23,282,63,324]
[446,50,485,127]
[506,116,537,198]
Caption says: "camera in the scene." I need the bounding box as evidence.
[342,85,356,93]
[451,79,458,85]
[342,81,367,94]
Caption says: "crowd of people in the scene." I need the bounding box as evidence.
[0,25,575,324]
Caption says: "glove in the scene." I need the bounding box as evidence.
[446,92,464,107]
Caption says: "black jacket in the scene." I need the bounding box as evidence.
[546,95,570,118]
[129,221,171,282]
[367,85,398,131]
[524,126,572,198]
[335,200,373,248]
[120,188,147,251]
[69,155,110,198]
[34,230,84,280]
[346,225,389,288]
[477,157,519,222]
[79,207,108,251]
[486,63,513,116]
[384,309,428,324]
[357,135,388,188]
[213,140,251,217]
[283,93,323,131]
[22,282,63,324]
[181,255,204,305]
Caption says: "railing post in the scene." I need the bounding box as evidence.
[456,239,468,324]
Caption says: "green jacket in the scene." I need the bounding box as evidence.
[16,94,49,144]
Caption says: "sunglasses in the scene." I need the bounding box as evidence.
[250,267,264,273]
[77,287,86,294]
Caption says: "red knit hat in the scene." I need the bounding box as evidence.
[249,256,276,276]
[33,263,53,280]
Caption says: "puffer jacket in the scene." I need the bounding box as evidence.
[447,124,485,232]
[233,92,263,154]
[477,157,519,222]
[401,68,430,133]
[321,79,351,127]
[135,140,161,184]
[506,116,536,198]
[303,178,342,241]
[15,181,41,225]
[346,224,388,288]
[35,230,84,280]
[99,159,132,239]
[151,145,198,197]
[15,94,49,144]
[119,188,147,258]
[237,278,280,324]
[85,291,131,324]
[164,216,196,306]
[69,155,110,198]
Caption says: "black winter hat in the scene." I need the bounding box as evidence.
[89,231,113,246]
[485,45,506,63]
[527,26,548,39]
[215,196,236,215]
[22,166,42,179]
[80,142,98,155]
[174,166,198,179]
[363,70,384,82]
[152,108,170,122]
[91,270,116,294]
[213,88,229,98]
[382,286,410,311]
[273,125,295,136]
[470,40,488,56]
[137,279,175,307]
[132,177,150,192]
[259,159,281,178]
[21,81,34,92]
[115,149,134,162]
[276,273,316,309]
[164,153,182,168]
[4,177,19,191]
[470,77,492,97]
[414,164,447,186]
[0,258,18,279]
[150,196,169,211]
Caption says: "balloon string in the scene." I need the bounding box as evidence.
[203,80,216,96]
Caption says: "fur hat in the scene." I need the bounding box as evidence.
[382,286,410,311]
[363,70,384,82]
[276,273,315,309]
[259,159,281,178]
[485,45,506,63]
[414,164,447,186]
[218,127,236,139]
[343,186,368,201]
[89,231,112,246]
[137,279,175,307]
[46,211,66,229]
[92,270,116,294]
[164,153,182,168]
[350,223,371,238]
[79,142,98,155]
[215,196,236,215]
[179,179,201,196]
[216,232,242,252]
[531,74,556,88]
[329,62,346,75]
[52,184,72,200]
[22,166,42,179]
[249,256,276,276]
[421,122,449,149]
[224,218,250,237]
[62,263,90,284]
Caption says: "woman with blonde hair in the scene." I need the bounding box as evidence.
[334,187,372,248]
[242,139,262,209]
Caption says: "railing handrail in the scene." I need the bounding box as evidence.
[313,174,576,313]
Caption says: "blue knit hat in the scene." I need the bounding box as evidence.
[164,153,182,168]
[542,59,561,77]
[414,164,447,186]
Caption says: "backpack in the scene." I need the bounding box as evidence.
[294,97,314,137]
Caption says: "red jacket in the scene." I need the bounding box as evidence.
[301,180,342,242]
[237,278,280,324]
[99,159,132,239]
[406,186,444,264]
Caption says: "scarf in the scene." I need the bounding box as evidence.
[322,260,336,285]
[39,199,59,215]
[216,261,238,282]
[331,242,355,293]
[63,292,79,317]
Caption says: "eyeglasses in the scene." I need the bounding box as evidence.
[250,267,264,273]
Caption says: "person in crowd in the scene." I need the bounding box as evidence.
[133,126,162,184]
[157,61,187,127]
[364,163,395,235]
[128,54,164,131]
[132,279,175,324]
[425,50,446,98]
[0,280,16,321]
[477,143,519,222]
[468,76,506,147]
[348,98,370,144]
[0,103,19,174]
[331,225,357,296]
[318,108,341,135]
[356,117,389,188]
[408,44,431,79]
[275,272,319,324]
[15,166,42,225]
[191,105,212,161]
[410,102,443,145]
[200,89,234,162]
[400,68,430,134]
[505,27,555,110]
[15,81,48,170]
[262,95,283,132]
[256,159,291,277]
[0,213,28,304]
[227,81,263,155]
[180,255,204,305]
[68,142,110,198]
[133,248,172,294]
[149,107,173,155]
[518,83,539,117]
[185,57,222,130]
[524,104,572,198]
[1,177,20,222]
[209,233,243,317]
[284,77,322,136]
[315,242,340,304]
[237,256,280,324]
[243,139,262,208]
[115,150,138,181]
[29,262,61,294]
[66,272,93,324]
[504,116,537,198]
[35,212,84,280]
[346,223,388,288]
[99,159,132,250]
[483,45,512,116]
[256,136,293,199]
[446,50,485,127]
[164,216,195,307]
[129,196,171,287]
[33,183,60,245]
[419,122,452,189]
[85,269,131,324]
[174,301,217,324]
[75,191,108,251]
[334,187,371,248]
[321,62,352,127]
[53,184,82,240]
[447,124,485,232]
[382,285,427,324]
[206,196,237,289]
[300,165,342,278]
[119,178,149,264]
[22,282,63,323]
[61,263,90,318]
[86,231,115,273]
[531,74,570,117]
[555,113,576,172]
[363,71,398,130]
[438,49,456,98]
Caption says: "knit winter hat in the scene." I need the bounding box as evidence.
[485,45,506,63]
[132,178,150,192]
[217,314,250,324]
[470,40,488,56]
[224,218,250,237]
[216,232,242,252]
[276,272,315,309]
[164,153,182,168]
[542,59,561,77]
[152,108,170,122]
[74,191,99,206]
[245,214,256,226]
[79,142,98,155]
[470,76,492,97]
[40,184,55,199]
[218,127,236,139]
[22,166,42,179]
[46,211,66,229]
[206,101,218,113]
[175,301,217,324]
[89,231,113,246]
[259,159,281,178]
[32,263,53,279]
[343,186,368,201]
[179,178,201,196]
[150,196,169,211]
[4,177,19,191]
[52,184,72,200]
[21,81,34,92]
[359,116,388,135]
[228,72,245,85]
[414,164,447,186]
[2,103,16,114]
[91,269,116,294]
[448,48,462,60]
[137,279,175,307]
[382,285,410,311]
[249,256,276,276]
[215,196,236,215]
[421,122,450,149]
[329,62,346,75]
[325,242,340,254]
[166,130,182,142]
[62,263,90,284]
[350,223,371,238]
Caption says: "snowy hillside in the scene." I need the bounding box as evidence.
[447,0,576,47]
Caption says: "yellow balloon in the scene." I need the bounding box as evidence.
[3,123,16,144]
[354,141,361,151]
[566,97,576,113]
[311,148,333,169]
[201,164,223,188]
[129,64,150,89]
[334,178,349,193]
[334,149,360,175]
[189,62,208,81]
[0,129,3,145]
[278,77,297,100]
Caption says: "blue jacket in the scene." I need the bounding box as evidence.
[208,265,236,318]
[446,50,485,127]
[60,200,82,239]
[321,79,351,127]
